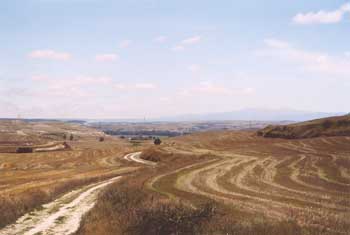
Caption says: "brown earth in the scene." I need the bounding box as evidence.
[78,130,350,234]
[1,120,349,234]
[0,121,151,229]
[257,114,350,139]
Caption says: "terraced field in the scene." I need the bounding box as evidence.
[150,132,350,233]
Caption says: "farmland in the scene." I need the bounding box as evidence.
[0,117,349,234]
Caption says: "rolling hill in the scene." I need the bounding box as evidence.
[257,114,350,139]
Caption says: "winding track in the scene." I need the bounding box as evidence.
[124,152,157,166]
[0,152,152,235]
[2,134,350,234]
[0,176,122,235]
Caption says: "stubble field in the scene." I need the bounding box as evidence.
[0,120,349,235]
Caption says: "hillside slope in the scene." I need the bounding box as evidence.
[257,114,350,139]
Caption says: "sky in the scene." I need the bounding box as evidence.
[1,0,349,119]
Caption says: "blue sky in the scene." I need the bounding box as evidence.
[1,0,349,118]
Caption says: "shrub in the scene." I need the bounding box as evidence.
[16,147,33,153]
[63,142,71,150]
[76,181,215,235]
[127,203,215,235]
[154,138,161,145]
[322,120,332,129]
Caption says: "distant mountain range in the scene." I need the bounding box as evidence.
[2,109,346,123]
[156,109,346,122]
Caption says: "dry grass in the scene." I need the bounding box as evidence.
[257,114,350,139]
[76,173,329,235]
[145,131,350,234]
[139,147,173,162]
[1,120,349,234]
[0,170,132,228]
[0,125,137,229]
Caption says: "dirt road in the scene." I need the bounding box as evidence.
[124,151,157,166]
[0,151,152,235]
[0,176,122,235]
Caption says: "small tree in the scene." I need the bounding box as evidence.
[63,134,67,140]
[69,134,74,141]
[154,137,161,145]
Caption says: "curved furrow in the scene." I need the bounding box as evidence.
[176,158,287,220]
[178,155,349,230]
[148,158,221,200]
[270,155,330,195]
[292,156,350,194]
[216,156,348,216]
[275,142,313,154]
[299,141,318,154]
[258,158,348,209]
[339,167,350,181]
[314,156,350,187]
[274,155,350,197]
[181,157,349,232]
[249,160,348,211]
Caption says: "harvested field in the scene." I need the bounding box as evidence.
[0,121,142,230]
[1,119,349,234]
[258,114,350,139]
[0,176,123,235]
[148,131,350,234]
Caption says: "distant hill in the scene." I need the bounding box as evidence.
[158,109,344,122]
[257,114,350,139]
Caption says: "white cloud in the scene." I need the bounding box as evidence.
[119,40,132,48]
[114,84,127,90]
[258,38,350,76]
[154,36,167,43]
[113,83,157,91]
[195,81,231,94]
[171,35,201,52]
[263,39,290,49]
[159,97,170,102]
[180,82,255,96]
[345,51,350,58]
[28,75,115,100]
[181,36,201,45]
[188,64,201,72]
[241,87,256,94]
[134,83,156,89]
[171,45,185,51]
[29,49,71,60]
[74,76,112,85]
[293,3,350,25]
[31,75,50,81]
[31,75,113,87]
[95,54,119,62]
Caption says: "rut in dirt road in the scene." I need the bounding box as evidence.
[0,176,122,235]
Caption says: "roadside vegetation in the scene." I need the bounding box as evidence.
[76,174,332,235]
[258,114,350,138]
[0,126,135,229]
[1,117,349,235]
